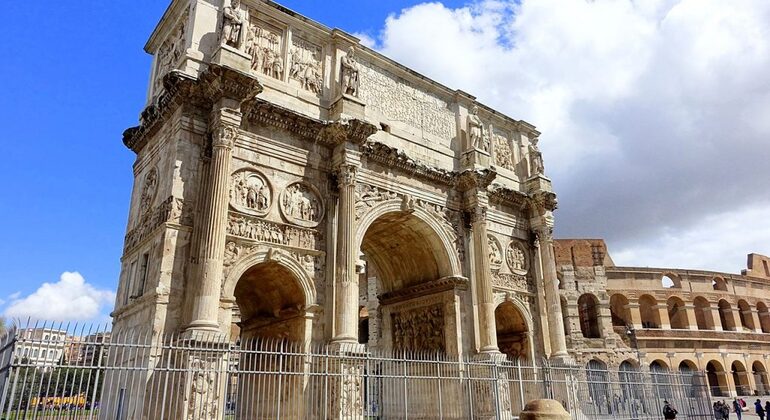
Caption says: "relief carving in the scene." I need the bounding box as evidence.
[220,0,244,49]
[187,357,219,420]
[245,19,284,79]
[494,132,514,171]
[488,235,503,271]
[506,242,528,274]
[354,184,398,219]
[392,304,445,354]
[227,213,321,249]
[139,167,159,216]
[125,196,191,252]
[492,273,530,292]
[280,182,324,227]
[154,12,187,95]
[340,46,360,97]
[288,38,323,94]
[229,169,271,216]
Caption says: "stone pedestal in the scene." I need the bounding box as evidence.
[330,94,366,120]
[470,352,513,420]
[211,45,252,74]
[328,344,366,419]
[176,331,230,420]
[519,399,571,420]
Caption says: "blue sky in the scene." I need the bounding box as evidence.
[0,1,464,322]
[2,0,769,324]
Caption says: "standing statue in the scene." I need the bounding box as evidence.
[467,105,486,151]
[221,0,244,49]
[341,46,360,97]
[529,137,545,175]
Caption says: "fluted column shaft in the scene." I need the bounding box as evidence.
[537,227,569,358]
[332,164,359,343]
[187,122,239,331]
[471,207,498,353]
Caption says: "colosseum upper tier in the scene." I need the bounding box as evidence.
[555,239,770,398]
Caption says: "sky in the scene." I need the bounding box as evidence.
[0,0,768,325]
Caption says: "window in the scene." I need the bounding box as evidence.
[134,253,150,298]
[124,260,137,305]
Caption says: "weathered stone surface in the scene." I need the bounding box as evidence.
[519,399,571,420]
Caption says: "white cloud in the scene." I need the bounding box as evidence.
[3,272,115,322]
[366,0,770,271]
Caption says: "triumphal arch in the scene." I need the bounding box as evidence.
[111,0,569,415]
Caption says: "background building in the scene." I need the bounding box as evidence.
[556,239,770,397]
[14,328,68,370]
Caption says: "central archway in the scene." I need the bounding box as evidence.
[357,206,461,354]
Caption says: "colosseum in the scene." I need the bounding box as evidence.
[555,239,770,398]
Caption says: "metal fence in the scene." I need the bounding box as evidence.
[0,321,713,419]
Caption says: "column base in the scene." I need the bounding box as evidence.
[184,320,222,333]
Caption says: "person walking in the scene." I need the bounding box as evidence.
[765,401,770,418]
[663,400,678,419]
[733,399,743,420]
[755,399,765,420]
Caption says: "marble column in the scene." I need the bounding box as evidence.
[536,226,569,359]
[187,116,239,332]
[331,164,359,343]
[470,206,499,353]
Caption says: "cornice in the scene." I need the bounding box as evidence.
[456,168,497,192]
[528,190,558,213]
[488,184,529,211]
[378,276,468,305]
[360,142,459,186]
[123,66,263,154]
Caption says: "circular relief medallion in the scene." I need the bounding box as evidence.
[506,242,528,274]
[139,167,158,215]
[229,169,272,216]
[280,182,324,227]
[488,235,503,271]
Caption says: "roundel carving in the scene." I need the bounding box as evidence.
[506,241,528,274]
[229,169,272,216]
[488,235,503,271]
[280,182,324,227]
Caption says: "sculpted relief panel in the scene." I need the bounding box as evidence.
[227,213,321,250]
[139,167,159,216]
[280,182,324,227]
[288,37,323,94]
[493,132,515,171]
[230,169,271,216]
[245,18,284,80]
[154,11,187,95]
[392,304,445,354]
[358,61,456,142]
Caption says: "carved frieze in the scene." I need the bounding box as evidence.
[280,182,324,227]
[288,37,323,94]
[229,169,271,216]
[358,61,456,142]
[506,242,528,274]
[245,18,284,80]
[488,235,503,271]
[227,213,321,249]
[139,167,159,216]
[492,273,531,293]
[392,304,445,354]
[125,196,192,252]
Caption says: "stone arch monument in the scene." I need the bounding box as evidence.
[111,0,568,417]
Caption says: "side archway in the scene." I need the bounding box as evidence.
[693,297,714,330]
[732,361,751,396]
[495,300,533,362]
[610,294,630,327]
[758,302,770,333]
[737,300,756,331]
[578,294,601,338]
[638,295,660,329]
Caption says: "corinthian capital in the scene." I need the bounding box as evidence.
[335,164,357,188]
[469,206,488,225]
[213,125,239,149]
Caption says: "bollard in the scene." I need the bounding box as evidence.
[519,399,571,420]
